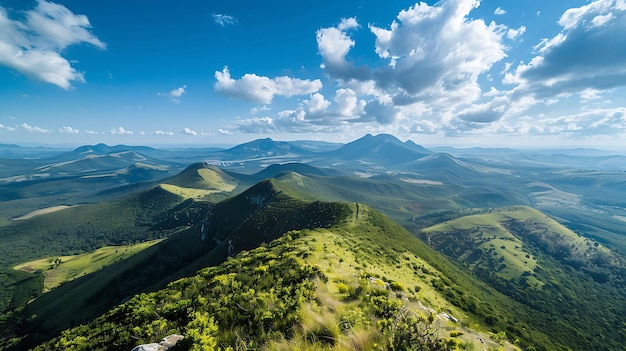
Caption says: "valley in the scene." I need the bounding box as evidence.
[0,134,625,350]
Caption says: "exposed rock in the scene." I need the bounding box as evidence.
[131,334,184,351]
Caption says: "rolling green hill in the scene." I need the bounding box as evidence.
[13,240,163,292]
[164,163,242,191]
[418,206,626,350]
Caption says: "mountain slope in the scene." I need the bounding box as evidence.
[418,206,626,351]
[2,179,351,350]
[329,133,431,165]
[254,162,339,179]
[223,138,312,158]
[28,201,538,351]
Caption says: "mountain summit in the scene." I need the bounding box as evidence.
[331,133,431,164]
[224,138,311,158]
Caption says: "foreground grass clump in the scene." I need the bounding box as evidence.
[35,235,322,350]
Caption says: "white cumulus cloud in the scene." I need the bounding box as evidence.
[507,25,526,40]
[368,0,506,100]
[110,126,133,135]
[218,0,516,136]
[304,93,331,114]
[313,0,511,130]
[214,67,322,104]
[59,126,79,134]
[181,128,197,136]
[316,17,370,80]
[158,85,187,104]
[0,1,105,89]
[21,123,51,133]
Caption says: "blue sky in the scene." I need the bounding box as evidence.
[1,0,626,149]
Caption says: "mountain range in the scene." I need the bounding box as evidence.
[1,134,625,350]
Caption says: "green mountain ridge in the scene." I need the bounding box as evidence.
[1,178,353,350]
[26,195,536,351]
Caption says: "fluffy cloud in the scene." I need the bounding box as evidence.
[494,7,507,15]
[0,123,16,132]
[214,67,323,104]
[230,117,278,134]
[213,14,237,27]
[316,18,370,80]
[181,128,197,136]
[215,0,626,142]
[368,0,506,101]
[158,85,187,104]
[223,90,364,135]
[21,123,51,133]
[59,126,79,134]
[507,25,526,40]
[312,0,511,131]
[214,1,518,136]
[250,105,271,115]
[506,0,626,101]
[457,97,509,123]
[311,0,511,127]
[334,88,366,117]
[0,1,105,89]
[542,107,626,135]
[110,126,133,135]
[363,100,401,124]
[304,93,331,114]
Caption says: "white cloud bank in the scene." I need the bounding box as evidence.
[227,0,510,134]
[218,0,626,143]
[506,0,626,101]
[21,123,51,133]
[0,0,105,89]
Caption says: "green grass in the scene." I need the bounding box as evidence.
[164,164,240,191]
[417,205,626,351]
[14,240,162,292]
[420,205,617,285]
[3,173,623,351]
[421,207,540,283]
[30,202,522,351]
[159,183,222,199]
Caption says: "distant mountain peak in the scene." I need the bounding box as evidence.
[331,133,431,164]
[224,138,311,158]
[73,143,112,154]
